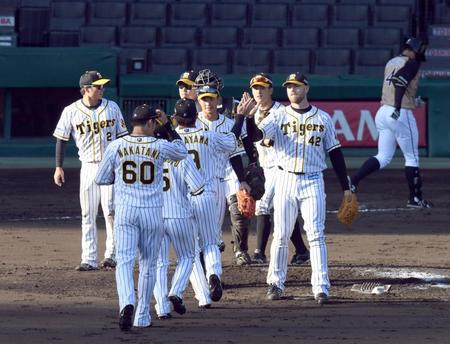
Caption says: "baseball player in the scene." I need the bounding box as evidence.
[351,38,433,208]
[194,69,255,266]
[245,73,352,305]
[173,97,244,306]
[53,71,128,271]
[247,73,310,265]
[95,104,188,331]
[176,70,198,103]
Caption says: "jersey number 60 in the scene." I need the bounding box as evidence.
[122,161,154,184]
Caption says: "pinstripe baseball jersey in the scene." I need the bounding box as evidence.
[95,135,187,207]
[258,105,340,174]
[175,126,237,190]
[53,99,128,162]
[254,101,284,169]
[162,155,205,218]
[196,113,247,179]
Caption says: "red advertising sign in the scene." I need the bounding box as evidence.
[279,100,427,148]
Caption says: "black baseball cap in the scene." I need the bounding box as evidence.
[197,85,219,100]
[176,70,197,87]
[79,70,110,88]
[250,73,273,88]
[131,104,158,124]
[282,72,309,87]
[173,98,197,119]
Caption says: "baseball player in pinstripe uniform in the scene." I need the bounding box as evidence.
[153,101,206,319]
[246,73,352,305]
[95,104,188,331]
[174,97,245,307]
[53,71,128,271]
[248,73,310,265]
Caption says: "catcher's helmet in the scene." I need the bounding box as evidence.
[195,69,224,91]
[404,37,427,61]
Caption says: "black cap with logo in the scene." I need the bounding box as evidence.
[282,72,309,87]
[173,98,197,120]
[79,71,110,88]
[176,70,198,87]
[131,104,158,124]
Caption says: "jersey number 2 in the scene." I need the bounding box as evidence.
[122,161,154,184]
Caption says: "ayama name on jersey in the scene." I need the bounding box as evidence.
[117,145,160,159]
[183,134,209,145]
[280,122,325,136]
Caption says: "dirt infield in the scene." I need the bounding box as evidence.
[1,168,449,344]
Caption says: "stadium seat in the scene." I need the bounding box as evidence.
[339,0,376,4]
[273,49,312,74]
[79,26,117,46]
[301,0,335,4]
[119,48,148,74]
[169,3,208,27]
[321,28,361,48]
[192,48,230,75]
[210,3,248,27]
[313,48,352,75]
[160,27,199,48]
[49,2,86,31]
[48,31,79,47]
[363,27,402,53]
[20,0,50,7]
[282,28,320,48]
[291,4,329,28]
[129,3,167,27]
[232,49,272,74]
[373,5,411,33]
[354,48,393,77]
[332,4,369,28]
[18,7,48,46]
[378,0,416,6]
[150,48,190,74]
[88,2,127,27]
[120,26,158,48]
[201,27,240,48]
[251,4,288,27]
[241,27,280,48]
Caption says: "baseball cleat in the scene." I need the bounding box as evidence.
[209,274,223,302]
[235,251,252,266]
[169,295,186,315]
[75,263,97,271]
[315,293,329,306]
[119,304,134,331]
[266,284,283,301]
[290,251,310,265]
[198,304,212,309]
[252,252,267,264]
[158,313,172,320]
[218,241,226,252]
[100,258,117,269]
[407,197,433,209]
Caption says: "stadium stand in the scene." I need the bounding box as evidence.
[192,48,230,74]
[273,49,312,74]
[128,3,167,27]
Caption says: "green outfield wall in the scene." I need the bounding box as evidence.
[0,48,449,158]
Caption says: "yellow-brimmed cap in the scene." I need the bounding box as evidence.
[176,70,197,86]
[250,73,273,88]
[197,85,219,100]
[282,72,309,87]
[79,71,110,87]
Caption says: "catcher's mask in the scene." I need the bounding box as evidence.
[195,69,224,91]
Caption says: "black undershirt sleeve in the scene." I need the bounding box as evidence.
[245,117,263,142]
[230,114,245,139]
[243,136,258,164]
[328,147,350,191]
[230,155,245,183]
[163,121,182,141]
[55,139,67,168]
[393,59,421,110]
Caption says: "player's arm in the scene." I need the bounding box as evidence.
[53,108,71,187]
[155,109,182,142]
[95,144,116,185]
[115,104,129,137]
[182,156,205,196]
[391,59,421,112]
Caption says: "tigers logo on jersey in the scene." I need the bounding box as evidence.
[280,122,324,136]
[76,119,116,135]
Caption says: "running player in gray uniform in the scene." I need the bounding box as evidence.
[351,37,432,208]
[245,73,353,305]
[53,71,128,271]
[95,105,187,331]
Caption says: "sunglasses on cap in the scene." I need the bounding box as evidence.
[250,75,272,87]
[84,84,105,90]
[178,83,193,90]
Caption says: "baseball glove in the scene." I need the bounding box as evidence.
[244,163,265,200]
[236,190,256,218]
[336,193,359,226]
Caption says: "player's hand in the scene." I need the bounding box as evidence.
[239,181,251,193]
[54,167,65,187]
[155,109,169,125]
[390,109,400,120]
[237,93,257,117]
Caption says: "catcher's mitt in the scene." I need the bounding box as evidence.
[336,193,359,226]
[236,190,256,218]
[244,163,265,200]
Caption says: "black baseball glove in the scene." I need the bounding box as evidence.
[244,163,265,200]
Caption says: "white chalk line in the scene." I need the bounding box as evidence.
[4,207,415,222]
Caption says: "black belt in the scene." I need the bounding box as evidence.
[278,166,304,175]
